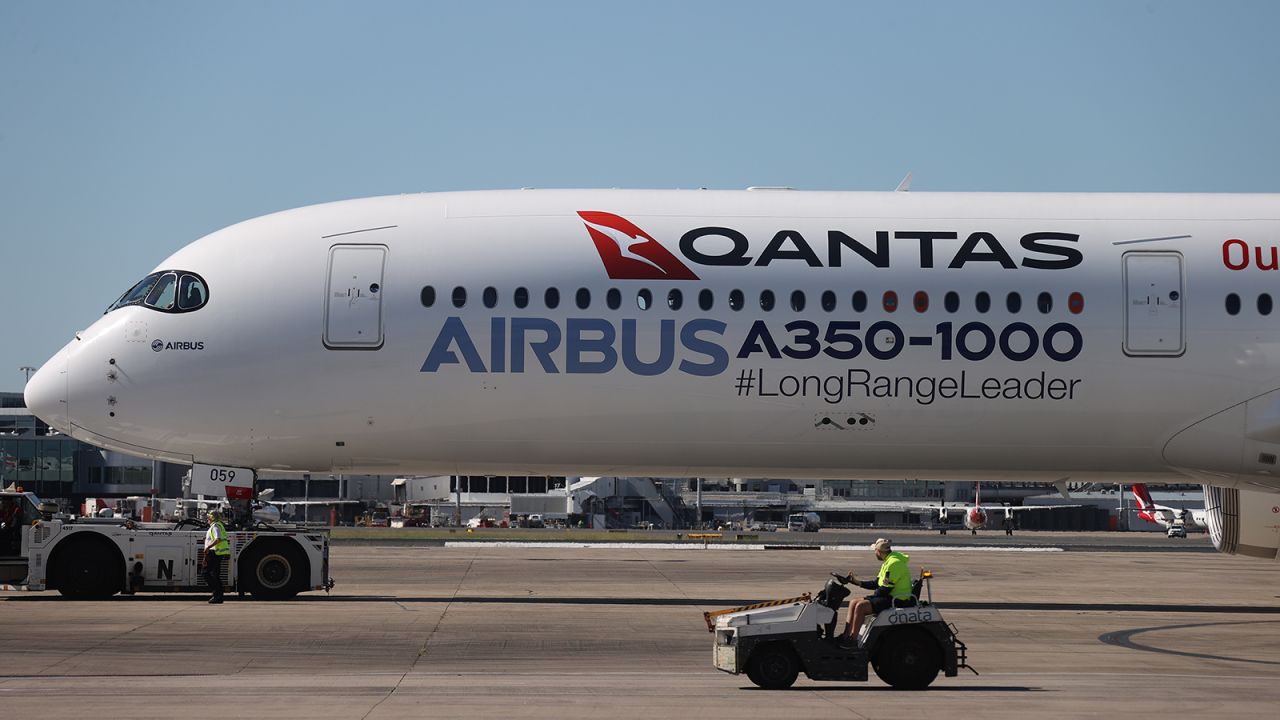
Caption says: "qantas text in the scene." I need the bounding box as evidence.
[678,229,1082,270]
[420,317,1083,376]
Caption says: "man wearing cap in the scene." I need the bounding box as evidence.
[202,510,230,604]
[840,538,912,642]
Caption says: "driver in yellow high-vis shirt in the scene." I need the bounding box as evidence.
[840,538,912,642]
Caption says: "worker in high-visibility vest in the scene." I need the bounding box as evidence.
[840,537,912,642]
[202,510,230,604]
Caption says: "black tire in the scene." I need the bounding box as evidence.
[746,644,800,689]
[55,538,122,599]
[239,541,306,600]
[871,628,942,690]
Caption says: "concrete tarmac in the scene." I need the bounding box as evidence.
[2,540,1278,719]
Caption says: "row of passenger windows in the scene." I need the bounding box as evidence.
[421,286,1086,315]
[1225,293,1275,316]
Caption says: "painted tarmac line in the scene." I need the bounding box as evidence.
[825,544,1065,552]
[442,541,1064,552]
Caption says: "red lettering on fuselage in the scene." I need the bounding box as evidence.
[1223,238,1280,270]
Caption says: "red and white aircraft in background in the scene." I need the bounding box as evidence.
[1131,483,1207,534]
[841,482,1077,535]
[926,483,1077,535]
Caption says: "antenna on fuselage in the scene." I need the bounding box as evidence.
[895,172,912,192]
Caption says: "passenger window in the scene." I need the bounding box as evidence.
[514,287,529,309]
[821,290,836,312]
[1225,293,1240,315]
[637,289,652,310]
[1260,293,1273,316]
[606,288,621,310]
[975,291,991,313]
[420,286,436,308]
[544,288,560,309]
[483,287,498,309]
[699,289,714,311]
[913,291,928,313]
[851,291,867,313]
[760,290,775,311]
[1006,292,1021,313]
[729,289,744,311]
[1037,292,1052,314]
[882,291,898,313]
[145,273,178,310]
[1068,292,1084,314]
[790,290,805,312]
[452,287,467,308]
[668,289,683,310]
[576,288,591,310]
[944,291,959,313]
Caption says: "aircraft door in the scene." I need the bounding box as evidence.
[325,244,386,349]
[1123,251,1184,356]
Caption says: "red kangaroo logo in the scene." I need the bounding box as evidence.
[578,211,699,281]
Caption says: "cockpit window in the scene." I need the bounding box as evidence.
[109,272,162,312]
[178,274,208,310]
[144,273,178,310]
[106,270,209,314]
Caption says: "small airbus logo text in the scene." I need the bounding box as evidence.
[152,340,205,352]
[578,211,699,281]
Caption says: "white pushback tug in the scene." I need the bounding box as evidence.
[0,487,332,600]
[705,570,974,689]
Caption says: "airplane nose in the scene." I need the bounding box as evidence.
[24,350,68,432]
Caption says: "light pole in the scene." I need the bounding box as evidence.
[19,366,36,384]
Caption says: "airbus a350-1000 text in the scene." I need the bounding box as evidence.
[23,189,1280,558]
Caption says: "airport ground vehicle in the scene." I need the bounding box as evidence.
[0,491,332,599]
[390,503,431,527]
[1167,525,1188,538]
[705,571,972,690]
[787,512,821,532]
[357,506,390,527]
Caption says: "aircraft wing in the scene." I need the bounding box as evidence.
[828,502,948,513]
[1003,504,1083,512]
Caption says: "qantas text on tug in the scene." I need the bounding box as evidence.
[23,189,1280,558]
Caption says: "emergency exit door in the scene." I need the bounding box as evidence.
[1123,251,1184,356]
[324,244,386,349]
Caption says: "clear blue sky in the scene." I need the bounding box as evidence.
[4,1,1280,386]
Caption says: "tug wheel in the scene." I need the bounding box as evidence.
[54,537,121,599]
[746,643,800,690]
[871,627,941,690]
[239,541,306,600]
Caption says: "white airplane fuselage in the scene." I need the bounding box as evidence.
[24,190,1280,489]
